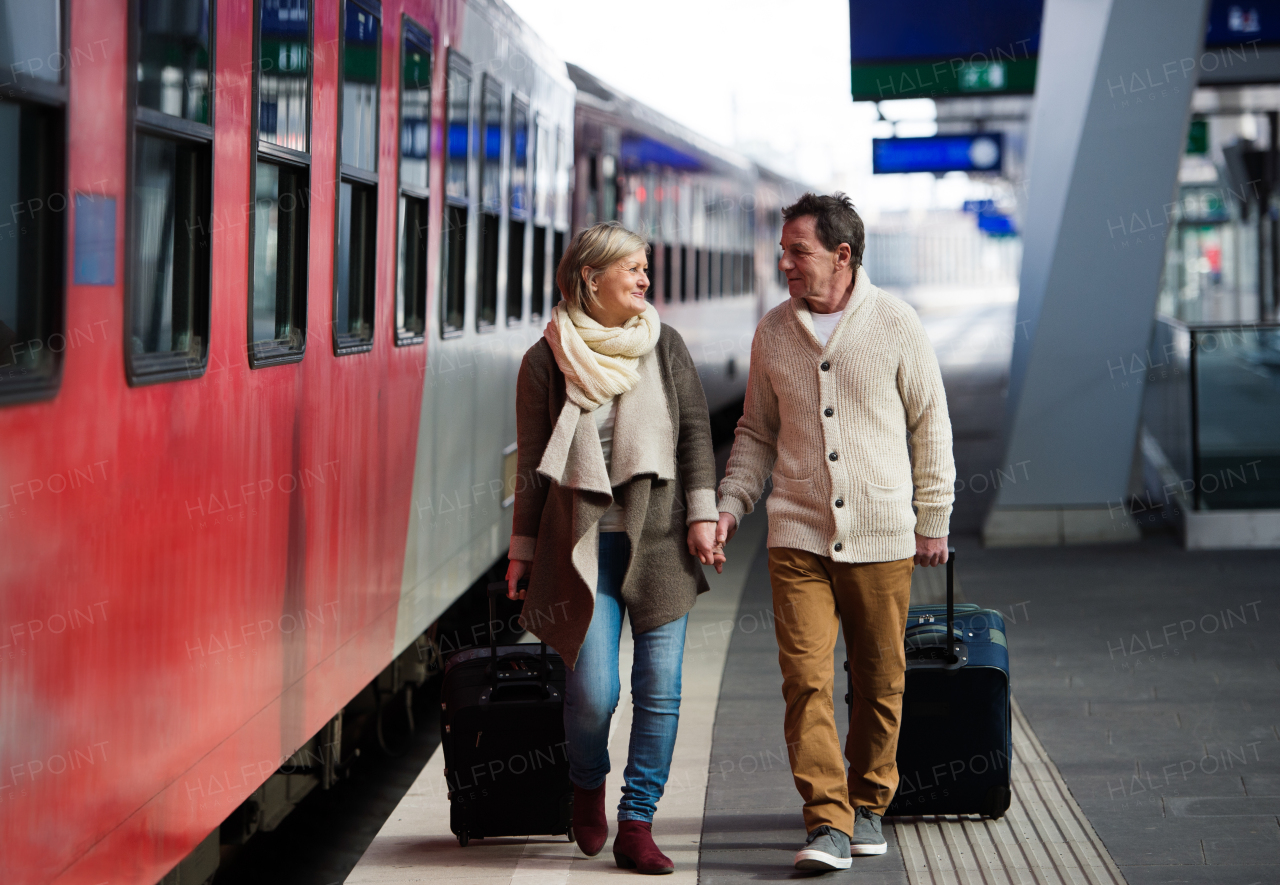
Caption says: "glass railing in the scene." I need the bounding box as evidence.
[1190,323,1280,509]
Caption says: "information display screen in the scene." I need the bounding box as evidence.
[872,134,1004,175]
[1204,1,1280,48]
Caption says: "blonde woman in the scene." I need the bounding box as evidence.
[506,222,723,874]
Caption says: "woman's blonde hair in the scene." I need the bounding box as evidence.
[555,221,649,312]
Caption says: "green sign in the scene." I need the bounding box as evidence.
[851,56,1037,102]
[1185,119,1208,155]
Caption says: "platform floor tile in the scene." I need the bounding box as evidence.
[894,700,1126,885]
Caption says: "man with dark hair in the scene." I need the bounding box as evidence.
[715,192,954,871]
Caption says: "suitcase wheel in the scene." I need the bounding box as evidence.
[566,826,575,843]
[458,830,469,848]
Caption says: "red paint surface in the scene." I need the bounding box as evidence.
[0,1,463,882]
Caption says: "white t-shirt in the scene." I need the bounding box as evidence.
[810,309,844,347]
[593,397,627,532]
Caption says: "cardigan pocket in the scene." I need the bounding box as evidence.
[865,479,912,501]
[860,478,915,534]
[771,470,814,492]
[766,471,816,526]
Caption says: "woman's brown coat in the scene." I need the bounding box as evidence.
[509,325,718,668]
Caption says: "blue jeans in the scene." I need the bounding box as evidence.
[563,532,687,822]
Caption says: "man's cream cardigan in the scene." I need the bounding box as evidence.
[717,267,955,563]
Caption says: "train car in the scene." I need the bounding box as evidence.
[0,1,805,882]
[567,63,800,414]
[0,0,572,881]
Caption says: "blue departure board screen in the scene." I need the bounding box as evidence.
[872,134,1004,175]
[1205,1,1280,48]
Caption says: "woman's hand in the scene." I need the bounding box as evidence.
[506,558,530,599]
[688,520,726,574]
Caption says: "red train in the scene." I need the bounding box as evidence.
[0,1,800,882]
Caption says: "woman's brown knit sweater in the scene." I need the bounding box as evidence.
[717,268,955,563]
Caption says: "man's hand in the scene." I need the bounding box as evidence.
[914,533,948,567]
[715,512,738,548]
[506,558,530,599]
[688,521,726,574]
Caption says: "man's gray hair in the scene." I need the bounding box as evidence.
[781,192,865,269]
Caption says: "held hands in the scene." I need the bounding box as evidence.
[715,512,738,547]
[914,533,948,567]
[688,521,726,574]
[505,558,530,600]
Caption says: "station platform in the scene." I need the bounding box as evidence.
[344,511,1279,884]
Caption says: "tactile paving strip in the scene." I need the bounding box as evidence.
[892,698,1125,885]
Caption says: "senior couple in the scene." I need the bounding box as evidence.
[506,193,955,874]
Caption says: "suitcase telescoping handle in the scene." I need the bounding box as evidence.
[945,548,957,665]
[485,579,548,689]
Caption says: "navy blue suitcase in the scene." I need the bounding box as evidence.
[845,552,1012,818]
[440,581,574,846]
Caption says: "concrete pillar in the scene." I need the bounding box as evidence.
[984,0,1210,546]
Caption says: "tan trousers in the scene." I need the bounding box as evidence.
[768,547,914,832]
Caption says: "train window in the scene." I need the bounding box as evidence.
[534,118,553,223]
[130,134,212,366]
[396,21,431,345]
[506,219,524,325]
[128,0,214,384]
[477,77,502,331]
[250,0,310,367]
[335,180,375,347]
[662,244,672,304]
[258,0,310,152]
[0,0,66,405]
[555,127,569,230]
[506,99,528,325]
[440,53,470,337]
[646,243,656,302]
[510,101,529,217]
[333,0,379,354]
[679,246,687,302]
[399,24,431,193]
[530,225,546,321]
[137,0,212,125]
[341,1,378,173]
[711,250,720,297]
[251,161,307,359]
[694,249,702,300]
[529,116,549,321]
[551,230,565,307]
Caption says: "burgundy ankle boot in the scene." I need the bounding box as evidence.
[572,783,609,856]
[613,820,675,874]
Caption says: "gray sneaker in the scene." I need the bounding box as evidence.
[794,825,852,871]
[850,807,887,856]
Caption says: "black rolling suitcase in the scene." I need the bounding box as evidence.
[440,581,574,846]
[845,552,1013,818]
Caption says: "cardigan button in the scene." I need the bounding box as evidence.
[820,361,830,371]
[835,498,844,508]
[834,542,843,552]
[824,407,833,417]
[828,452,838,461]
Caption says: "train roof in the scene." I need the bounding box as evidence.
[471,0,575,93]
[567,63,758,180]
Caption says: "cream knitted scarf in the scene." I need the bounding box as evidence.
[544,301,662,410]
